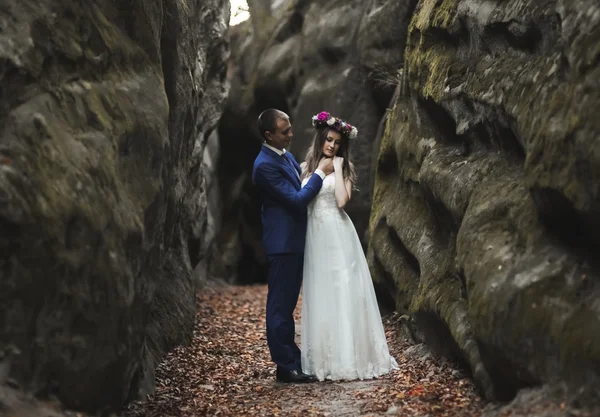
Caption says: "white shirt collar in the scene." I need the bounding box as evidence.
[263,142,286,156]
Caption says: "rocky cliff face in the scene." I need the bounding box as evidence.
[369,0,600,406]
[225,0,600,411]
[0,0,229,412]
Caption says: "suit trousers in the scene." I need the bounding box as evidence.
[266,252,304,371]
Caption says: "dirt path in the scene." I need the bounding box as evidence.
[125,284,486,416]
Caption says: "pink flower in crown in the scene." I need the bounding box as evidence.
[317,111,329,121]
[311,111,359,139]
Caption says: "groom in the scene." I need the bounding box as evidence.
[252,109,333,383]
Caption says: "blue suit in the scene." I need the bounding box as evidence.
[253,145,323,371]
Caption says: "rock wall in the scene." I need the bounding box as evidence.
[368,0,600,406]
[0,0,229,412]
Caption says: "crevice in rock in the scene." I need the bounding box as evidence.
[530,186,600,250]
[274,11,304,43]
[285,73,297,96]
[475,340,540,401]
[482,19,543,55]
[318,46,347,65]
[65,215,90,251]
[0,59,38,127]
[457,269,468,302]
[234,191,267,285]
[254,84,291,116]
[214,103,266,284]
[376,146,398,177]
[419,97,461,144]
[370,253,400,314]
[387,223,421,280]
[125,232,143,278]
[367,65,401,114]
[188,235,202,269]
[0,217,21,258]
[160,5,179,124]
[371,217,404,313]
[451,94,526,161]
[421,95,526,162]
[205,45,228,87]
[421,26,460,51]
[422,186,459,240]
[236,245,267,285]
[413,311,471,373]
[497,125,526,160]
[118,132,132,157]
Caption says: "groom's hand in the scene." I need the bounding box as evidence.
[318,157,334,176]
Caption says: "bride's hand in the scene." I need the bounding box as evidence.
[333,156,344,171]
[317,157,334,175]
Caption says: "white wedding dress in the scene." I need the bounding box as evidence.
[301,174,399,381]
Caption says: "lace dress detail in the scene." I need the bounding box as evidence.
[300,174,399,381]
[307,174,342,222]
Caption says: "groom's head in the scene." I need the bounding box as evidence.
[258,109,293,150]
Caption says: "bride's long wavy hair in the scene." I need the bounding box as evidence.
[301,127,357,185]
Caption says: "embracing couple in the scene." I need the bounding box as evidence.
[252,109,398,383]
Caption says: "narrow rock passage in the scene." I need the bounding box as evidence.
[125,284,485,416]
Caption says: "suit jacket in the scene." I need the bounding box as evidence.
[252,145,323,254]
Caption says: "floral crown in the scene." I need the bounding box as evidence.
[311,111,358,140]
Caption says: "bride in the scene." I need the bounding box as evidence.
[300,111,399,381]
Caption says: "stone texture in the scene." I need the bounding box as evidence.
[0,0,229,412]
[368,0,600,407]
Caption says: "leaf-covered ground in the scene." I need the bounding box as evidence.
[124,284,487,416]
[3,285,595,417]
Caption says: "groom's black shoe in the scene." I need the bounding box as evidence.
[276,367,318,383]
